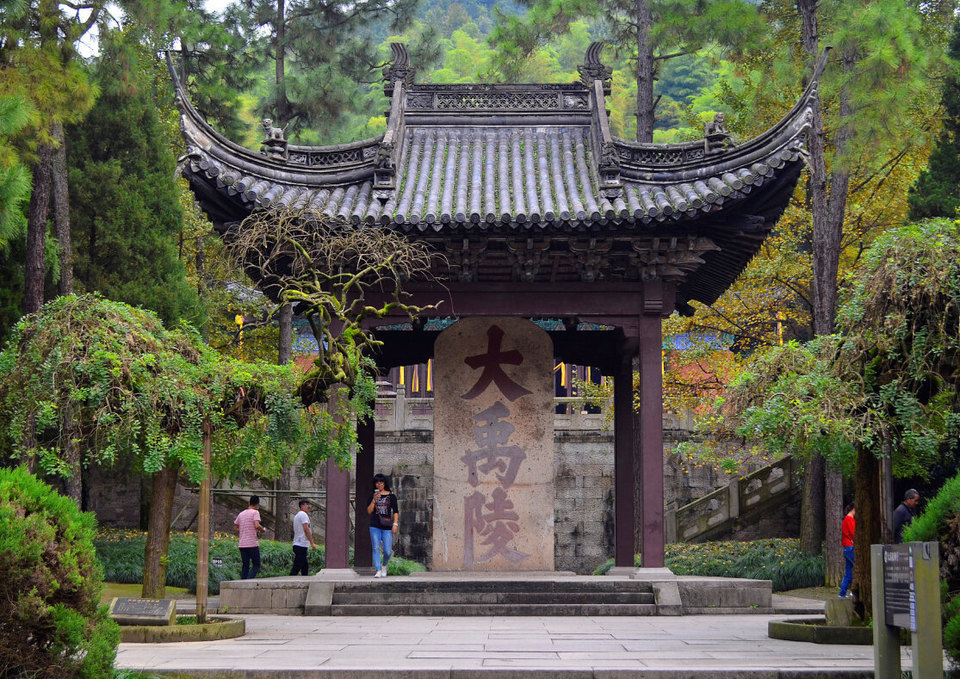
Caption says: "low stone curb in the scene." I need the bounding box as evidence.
[120,617,245,643]
[144,670,876,678]
[767,617,873,645]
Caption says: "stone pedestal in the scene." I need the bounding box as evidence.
[433,318,554,571]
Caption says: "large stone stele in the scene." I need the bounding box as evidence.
[432,317,554,571]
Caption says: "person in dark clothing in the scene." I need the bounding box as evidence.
[366,474,399,578]
[893,489,920,543]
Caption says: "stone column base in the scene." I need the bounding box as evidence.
[313,568,360,581]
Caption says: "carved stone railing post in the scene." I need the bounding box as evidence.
[394,384,406,431]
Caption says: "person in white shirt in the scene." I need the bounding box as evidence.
[290,499,316,576]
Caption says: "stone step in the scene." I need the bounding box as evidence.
[332,580,655,594]
[330,602,659,616]
[333,590,655,605]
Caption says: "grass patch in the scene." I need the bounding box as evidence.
[101,582,191,604]
[95,528,425,594]
[780,586,836,601]
[593,538,825,592]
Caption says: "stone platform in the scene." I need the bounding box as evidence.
[218,571,774,617]
[117,609,944,678]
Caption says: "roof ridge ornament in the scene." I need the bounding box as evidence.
[384,42,415,97]
[578,42,612,95]
[376,43,411,202]
[579,42,621,198]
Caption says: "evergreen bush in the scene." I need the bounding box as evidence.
[592,538,824,592]
[95,529,426,594]
[0,466,119,678]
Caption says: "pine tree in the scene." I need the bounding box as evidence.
[0,93,30,246]
[67,30,203,327]
[0,0,104,314]
[488,0,768,142]
[226,0,437,138]
[908,17,960,221]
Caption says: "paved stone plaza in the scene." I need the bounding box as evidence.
[116,606,934,677]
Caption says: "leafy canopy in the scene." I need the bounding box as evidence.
[0,294,339,484]
[693,219,960,478]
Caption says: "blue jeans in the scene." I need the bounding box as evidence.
[839,545,854,597]
[240,546,261,579]
[369,527,393,571]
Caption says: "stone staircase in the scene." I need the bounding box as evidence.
[220,573,773,616]
[324,578,657,616]
[667,455,801,543]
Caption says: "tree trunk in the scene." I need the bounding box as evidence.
[824,464,844,586]
[142,463,180,598]
[51,121,72,296]
[196,419,212,624]
[853,444,881,618]
[61,400,81,505]
[25,141,53,314]
[276,0,288,125]
[796,0,832,563]
[800,453,825,555]
[879,433,894,543]
[635,0,655,143]
[274,302,294,541]
[139,475,152,531]
[279,303,293,364]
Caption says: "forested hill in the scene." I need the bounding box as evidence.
[205,0,754,148]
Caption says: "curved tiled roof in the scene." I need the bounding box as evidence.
[169,46,823,310]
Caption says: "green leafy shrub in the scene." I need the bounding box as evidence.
[95,529,425,593]
[902,472,960,544]
[593,538,824,592]
[902,471,960,665]
[0,466,119,678]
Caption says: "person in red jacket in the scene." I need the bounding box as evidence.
[839,502,855,598]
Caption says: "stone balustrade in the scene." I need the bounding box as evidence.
[373,386,693,433]
[669,455,799,543]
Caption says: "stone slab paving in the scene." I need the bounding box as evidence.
[116,613,942,678]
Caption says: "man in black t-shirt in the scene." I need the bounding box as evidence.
[893,489,920,543]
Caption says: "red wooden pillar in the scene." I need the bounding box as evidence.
[614,342,638,567]
[354,413,375,571]
[324,456,351,569]
[639,312,665,567]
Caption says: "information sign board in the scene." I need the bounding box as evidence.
[108,597,176,626]
[882,544,916,632]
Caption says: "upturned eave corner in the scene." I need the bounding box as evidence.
[374,43,412,202]
[578,43,622,199]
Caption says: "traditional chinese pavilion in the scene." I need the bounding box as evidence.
[169,44,821,574]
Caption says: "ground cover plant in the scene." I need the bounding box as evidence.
[0,466,119,678]
[593,538,824,592]
[95,529,426,594]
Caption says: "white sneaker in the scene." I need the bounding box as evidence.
[374,568,384,578]
[380,567,388,578]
